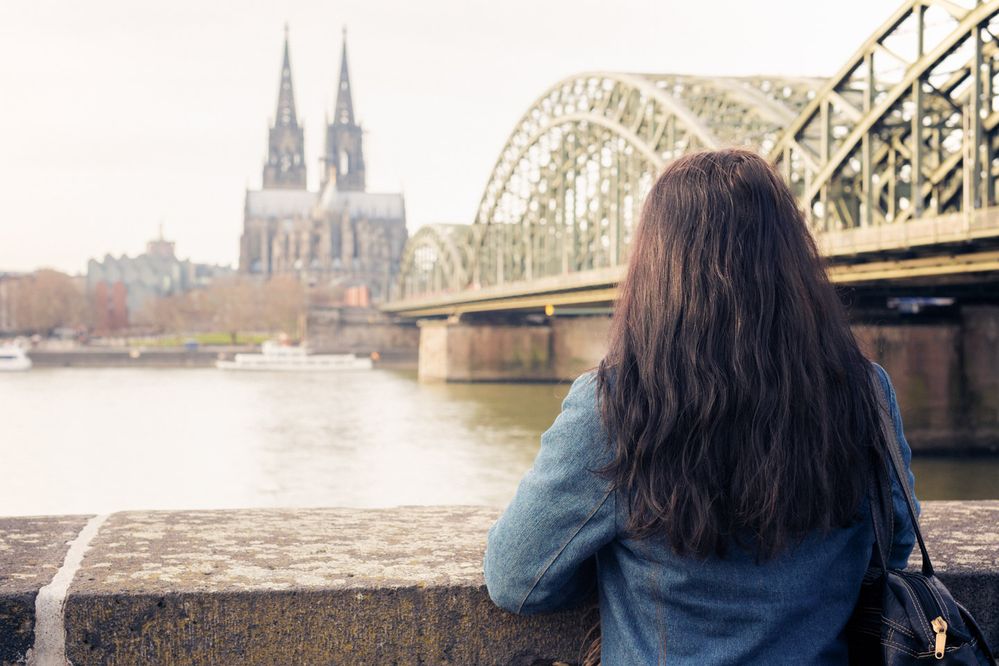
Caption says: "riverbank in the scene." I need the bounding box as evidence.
[1,502,996,664]
[28,348,231,368]
[25,347,418,369]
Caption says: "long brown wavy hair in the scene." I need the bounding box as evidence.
[596,148,884,560]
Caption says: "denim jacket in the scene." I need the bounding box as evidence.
[484,364,918,665]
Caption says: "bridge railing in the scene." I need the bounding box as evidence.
[816,205,999,257]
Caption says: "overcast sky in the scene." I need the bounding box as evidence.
[0,0,903,274]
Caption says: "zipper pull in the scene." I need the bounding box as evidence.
[930,616,948,659]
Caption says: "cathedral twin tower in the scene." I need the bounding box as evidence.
[262,27,363,192]
[240,28,407,303]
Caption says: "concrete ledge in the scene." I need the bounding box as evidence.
[1,502,996,664]
[0,514,93,664]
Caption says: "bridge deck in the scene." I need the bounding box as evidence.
[384,209,999,318]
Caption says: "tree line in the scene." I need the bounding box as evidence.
[2,269,89,334]
[2,270,319,341]
[141,275,307,342]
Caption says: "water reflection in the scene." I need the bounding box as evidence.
[910,458,999,501]
[0,368,993,517]
[0,368,569,515]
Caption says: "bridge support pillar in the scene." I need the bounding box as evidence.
[415,306,998,451]
[551,315,612,379]
[417,320,553,382]
[417,316,611,383]
[855,304,999,453]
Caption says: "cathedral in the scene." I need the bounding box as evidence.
[239,29,408,303]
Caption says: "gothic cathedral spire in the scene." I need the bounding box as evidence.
[263,24,307,190]
[323,27,366,191]
[334,30,355,126]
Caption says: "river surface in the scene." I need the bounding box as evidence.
[0,368,996,516]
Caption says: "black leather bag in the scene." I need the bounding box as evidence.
[846,373,995,664]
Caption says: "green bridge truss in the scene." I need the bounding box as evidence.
[396,0,999,306]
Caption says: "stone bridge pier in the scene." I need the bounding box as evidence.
[415,305,999,453]
[417,314,612,383]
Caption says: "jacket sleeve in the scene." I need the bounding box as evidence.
[483,371,617,615]
[873,363,920,570]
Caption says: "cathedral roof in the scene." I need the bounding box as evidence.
[319,189,405,221]
[245,189,318,218]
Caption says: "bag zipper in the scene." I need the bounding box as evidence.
[930,616,948,659]
[895,571,949,658]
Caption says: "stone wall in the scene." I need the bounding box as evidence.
[854,305,999,452]
[306,306,418,358]
[1,503,996,664]
[28,349,225,368]
[418,320,554,382]
[415,308,999,451]
[416,316,610,383]
[963,306,999,434]
[551,316,611,380]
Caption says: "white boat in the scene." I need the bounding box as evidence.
[0,345,32,371]
[216,341,373,372]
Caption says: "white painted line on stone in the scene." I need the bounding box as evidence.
[27,513,110,666]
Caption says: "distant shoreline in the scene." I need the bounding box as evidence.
[25,348,417,370]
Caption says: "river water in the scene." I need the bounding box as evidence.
[0,368,996,517]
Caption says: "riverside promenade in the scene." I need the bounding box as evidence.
[1,502,997,664]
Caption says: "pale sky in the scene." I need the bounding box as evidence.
[0,0,902,274]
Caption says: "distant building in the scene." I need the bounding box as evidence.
[91,280,128,333]
[239,29,408,302]
[86,232,232,331]
[0,272,24,334]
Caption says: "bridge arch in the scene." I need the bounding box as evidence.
[395,224,475,299]
[390,1,999,309]
[469,72,817,288]
[770,0,999,232]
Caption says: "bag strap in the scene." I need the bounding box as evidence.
[865,443,892,572]
[869,366,933,576]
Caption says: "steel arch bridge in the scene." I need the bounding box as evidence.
[396,224,475,297]
[390,0,999,316]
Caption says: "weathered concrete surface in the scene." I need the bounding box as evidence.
[417,316,610,383]
[854,322,962,445]
[853,310,999,452]
[417,319,450,382]
[306,306,419,355]
[961,306,999,448]
[418,321,555,382]
[1,503,994,664]
[0,514,93,664]
[910,500,999,649]
[551,316,610,380]
[416,306,999,451]
[64,507,589,664]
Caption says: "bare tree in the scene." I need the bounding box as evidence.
[139,275,308,342]
[261,275,306,337]
[12,270,88,334]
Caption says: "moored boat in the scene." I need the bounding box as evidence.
[0,345,32,371]
[215,341,373,371]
